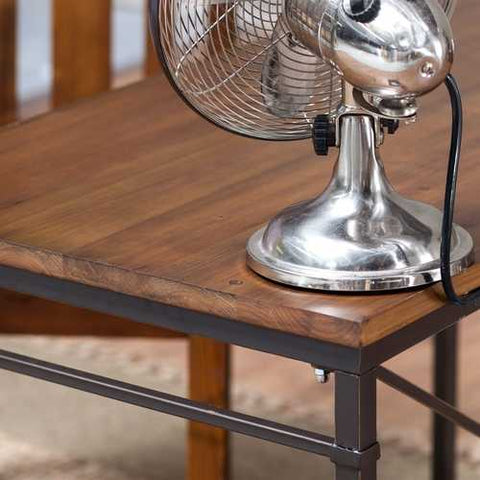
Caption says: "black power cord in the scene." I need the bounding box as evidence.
[440,73,480,306]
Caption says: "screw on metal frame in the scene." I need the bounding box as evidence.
[313,366,330,384]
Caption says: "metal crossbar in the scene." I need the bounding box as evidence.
[377,367,480,438]
[0,349,379,468]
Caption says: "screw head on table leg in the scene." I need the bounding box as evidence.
[313,367,330,384]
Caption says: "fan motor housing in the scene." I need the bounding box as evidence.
[285,0,454,100]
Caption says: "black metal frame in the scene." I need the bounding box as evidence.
[434,326,458,480]
[0,264,478,479]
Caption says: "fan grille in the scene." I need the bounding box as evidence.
[154,0,342,140]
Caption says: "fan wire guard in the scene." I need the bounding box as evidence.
[153,0,344,140]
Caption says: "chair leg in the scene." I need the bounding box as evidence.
[188,337,230,480]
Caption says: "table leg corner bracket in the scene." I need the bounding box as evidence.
[331,442,381,470]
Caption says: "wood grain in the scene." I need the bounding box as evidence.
[189,337,230,480]
[0,0,16,125]
[1,0,177,340]
[53,0,111,106]
[0,0,477,348]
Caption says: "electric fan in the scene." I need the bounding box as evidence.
[149,0,475,292]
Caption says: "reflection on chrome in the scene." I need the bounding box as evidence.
[285,0,454,100]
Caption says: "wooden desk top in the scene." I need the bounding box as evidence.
[0,3,478,348]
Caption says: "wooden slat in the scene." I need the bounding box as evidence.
[53,0,111,106]
[145,33,159,76]
[145,3,159,76]
[0,0,16,124]
[189,337,230,480]
[0,289,182,337]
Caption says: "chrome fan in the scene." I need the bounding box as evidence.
[149,0,474,292]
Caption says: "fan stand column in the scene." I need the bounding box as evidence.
[334,370,378,480]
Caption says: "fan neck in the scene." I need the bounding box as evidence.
[331,115,393,195]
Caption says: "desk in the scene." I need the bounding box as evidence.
[0,4,479,474]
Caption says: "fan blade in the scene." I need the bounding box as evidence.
[261,18,325,118]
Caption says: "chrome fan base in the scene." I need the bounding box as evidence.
[246,115,474,292]
[247,223,474,292]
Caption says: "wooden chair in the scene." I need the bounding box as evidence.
[0,2,230,479]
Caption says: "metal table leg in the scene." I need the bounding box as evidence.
[334,370,378,480]
[433,324,458,480]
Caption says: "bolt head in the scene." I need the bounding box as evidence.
[313,368,330,384]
